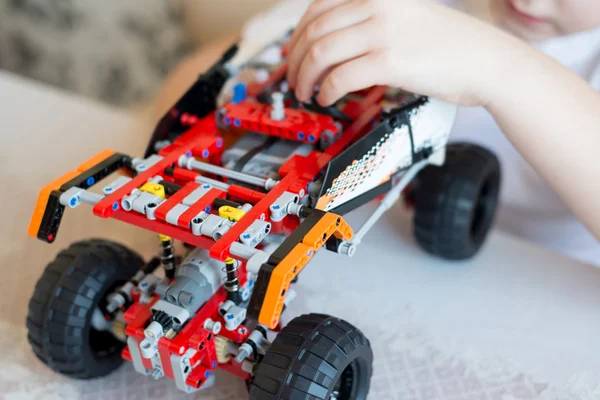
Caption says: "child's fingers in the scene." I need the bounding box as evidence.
[287,0,372,88]
[317,51,385,105]
[288,0,351,53]
[295,20,378,101]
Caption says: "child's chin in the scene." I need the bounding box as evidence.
[488,0,556,41]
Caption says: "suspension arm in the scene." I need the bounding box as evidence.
[337,156,440,257]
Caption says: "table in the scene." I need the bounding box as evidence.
[1,70,599,400]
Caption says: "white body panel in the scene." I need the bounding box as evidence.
[410,98,458,156]
[320,98,458,212]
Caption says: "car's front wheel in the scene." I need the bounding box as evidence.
[249,313,373,400]
[26,239,144,379]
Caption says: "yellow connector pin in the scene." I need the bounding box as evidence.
[140,182,169,241]
[140,182,166,199]
[219,206,245,222]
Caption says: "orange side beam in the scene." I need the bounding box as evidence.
[28,171,79,238]
[27,150,116,238]
[77,149,116,171]
[258,213,353,329]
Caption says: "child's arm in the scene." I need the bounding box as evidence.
[286,0,600,240]
[487,53,600,242]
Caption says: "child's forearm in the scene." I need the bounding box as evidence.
[485,49,600,239]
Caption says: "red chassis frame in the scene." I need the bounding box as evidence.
[28,57,392,389]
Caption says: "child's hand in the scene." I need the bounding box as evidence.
[287,0,600,241]
[287,0,523,107]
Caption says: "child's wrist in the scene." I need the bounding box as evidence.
[477,32,539,111]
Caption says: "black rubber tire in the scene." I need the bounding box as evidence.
[249,313,373,400]
[413,143,501,260]
[26,239,144,379]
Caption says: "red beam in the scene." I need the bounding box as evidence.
[94,117,219,218]
[172,117,221,148]
[221,100,338,144]
[210,171,298,261]
[155,182,200,222]
[178,188,226,228]
[172,167,201,183]
[227,184,266,204]
[111,209,215,250]
[278,151,331,180]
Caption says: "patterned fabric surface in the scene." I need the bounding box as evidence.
[0,0,195,106]
[1,265,597,400]
[0,307,561,400]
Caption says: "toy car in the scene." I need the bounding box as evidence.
[25,30,501,399]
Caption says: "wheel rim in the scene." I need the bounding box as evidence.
[89,329,123,359]
[89,280,128,360]
[330,359,360,400]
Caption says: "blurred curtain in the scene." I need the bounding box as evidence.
[0,0,195,106]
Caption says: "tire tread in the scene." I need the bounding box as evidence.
[249,313,373,400]
[413,143,501,260]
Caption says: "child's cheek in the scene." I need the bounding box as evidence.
[557,0,600,34]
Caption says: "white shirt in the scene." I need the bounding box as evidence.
[242,0,600,265]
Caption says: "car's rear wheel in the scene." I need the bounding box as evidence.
[412,142,501,260]
[26,239,144,379]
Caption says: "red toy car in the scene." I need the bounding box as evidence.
[26,31,500,399]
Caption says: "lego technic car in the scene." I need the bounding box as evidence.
[26,31,501,400]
